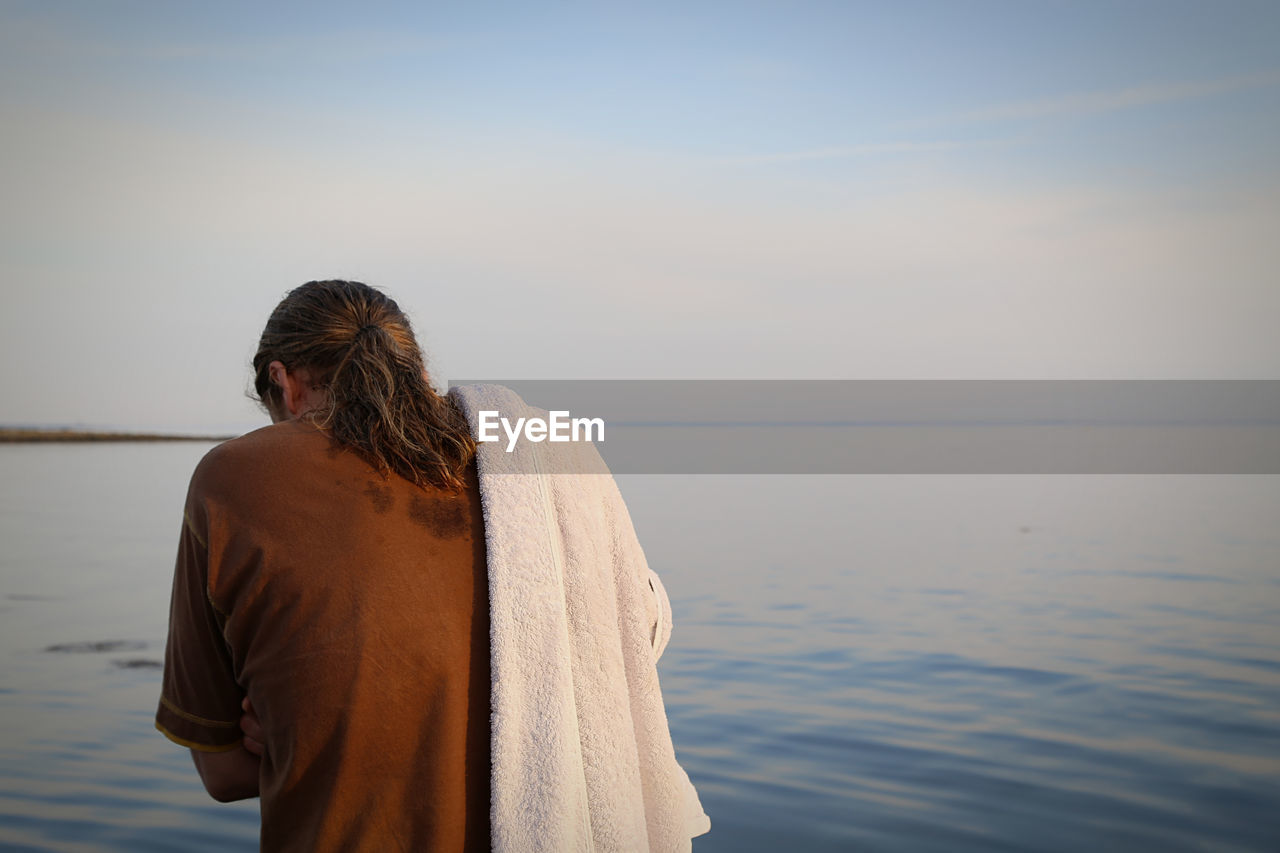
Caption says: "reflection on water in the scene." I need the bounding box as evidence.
[624,475,1280,852]
[45,642,149,654]
[1,445,1278,850]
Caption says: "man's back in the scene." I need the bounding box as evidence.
[156,418,491,851]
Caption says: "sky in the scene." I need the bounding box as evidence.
[1,0,1277,431]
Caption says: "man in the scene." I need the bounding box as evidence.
[156,280,490,850]
[157,280,708,851]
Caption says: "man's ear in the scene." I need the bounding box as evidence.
[267,360,304,420]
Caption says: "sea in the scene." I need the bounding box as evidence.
[1,441,1277,851]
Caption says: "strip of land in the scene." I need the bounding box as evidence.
[0,428,233,443]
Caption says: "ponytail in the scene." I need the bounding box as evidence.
[252,280,476,491]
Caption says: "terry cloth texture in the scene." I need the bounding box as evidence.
[448,383,711,853]
[156,419,491,852]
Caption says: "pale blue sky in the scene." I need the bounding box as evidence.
[2,1,1278,430]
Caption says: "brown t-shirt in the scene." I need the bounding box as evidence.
[155,419,491,852]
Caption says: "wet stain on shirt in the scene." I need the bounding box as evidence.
[408,493,469,538]
[364,481,393,513]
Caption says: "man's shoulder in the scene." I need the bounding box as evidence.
[191,421,328,493]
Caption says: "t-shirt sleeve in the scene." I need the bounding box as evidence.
[155,503,244,752]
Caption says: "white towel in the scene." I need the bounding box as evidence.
[448,384,711,853]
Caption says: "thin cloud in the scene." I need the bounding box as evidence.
[921,69,1280,126]
[142,31,447,63]
[715,138,1017,166]
[0,12,447,64]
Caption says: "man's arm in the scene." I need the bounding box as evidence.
[157,483,259,801]
[190,745,260,802]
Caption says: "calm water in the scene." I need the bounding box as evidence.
[1,443,1278,850]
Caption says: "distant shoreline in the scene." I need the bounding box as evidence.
[0,428,233,443]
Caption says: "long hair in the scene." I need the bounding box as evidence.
[252,280,475,491]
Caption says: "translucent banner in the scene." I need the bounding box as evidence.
[446,380,1280,474]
